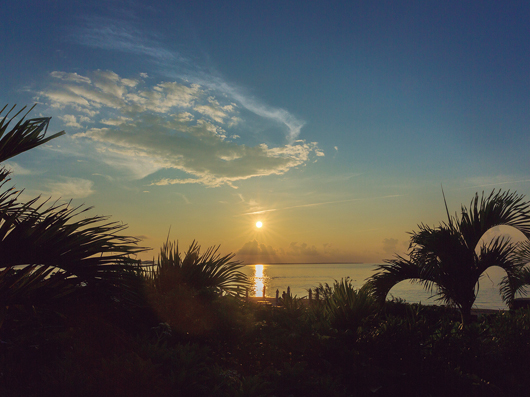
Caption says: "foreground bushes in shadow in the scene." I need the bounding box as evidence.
[308,278,380,333]
[4,272,530,396]
[140,239,251,338]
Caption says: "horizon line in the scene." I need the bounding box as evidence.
[242,261,364,265]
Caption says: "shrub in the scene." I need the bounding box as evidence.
[141,239,250,336]
[309,278,380,333]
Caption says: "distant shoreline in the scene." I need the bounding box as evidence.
[246,297,505,314]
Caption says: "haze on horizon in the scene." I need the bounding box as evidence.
[2,1,529,264]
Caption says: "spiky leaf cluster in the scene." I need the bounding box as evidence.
[143,239,250,296]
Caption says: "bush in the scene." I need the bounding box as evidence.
[308,278,380,333]
[141,239,251,337]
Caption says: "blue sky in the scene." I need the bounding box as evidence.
[2,1,529,263]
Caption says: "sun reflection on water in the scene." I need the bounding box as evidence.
[254,264,265,297]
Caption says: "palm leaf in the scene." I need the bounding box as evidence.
[0,265,74,305]
[0,105,65,163]
[501,240,530,302]
[366,257,426,303]
[0,104,149,330]
[458,190,530,249]
[0,194,146,292]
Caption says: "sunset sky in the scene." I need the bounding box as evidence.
[2,1,529,263]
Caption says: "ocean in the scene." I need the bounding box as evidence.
[241,263,510,310]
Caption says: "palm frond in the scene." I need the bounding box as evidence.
[500,240,530,303]
[0,104,149,327]
[459,190,530,249]
[0,265,75,306]
[366,257,426,302]
[515,239,530,266]
[0,105,65,162]
[476,236,518,275]
[0,194,146,290]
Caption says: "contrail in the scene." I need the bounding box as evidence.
[242,194,403,216]
[463,179,530,190]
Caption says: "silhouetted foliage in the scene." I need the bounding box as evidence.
[3,106,530,396]
[140,239,250,336]
[0,106,145,313]
[367,190,530,324]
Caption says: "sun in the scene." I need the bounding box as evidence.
[256,221,263,228]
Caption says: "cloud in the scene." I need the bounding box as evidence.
[43,177,95,199]
[236,240,281,263]
[76,17,181,63]
[50,71,91,84]
[100,116,133,126]
[176,192,190,204]
[92,173,114,181]
[196,76,305,143]
[41,70,322,187]
[194,97,235,123]
[74,16,305,144]
[176,112,194,122]
[382,238,399,255]
[463,176,530,189]
[236,240,356,263]
[59,114,90,128]
[287,242,319,257]
[242,194,403,215]
[4,161,33,175]
[45,70,201,114]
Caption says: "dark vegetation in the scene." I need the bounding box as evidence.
[368,189,530,325]
[2,106,530,396]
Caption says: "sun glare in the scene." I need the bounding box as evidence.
[256,221,263,228]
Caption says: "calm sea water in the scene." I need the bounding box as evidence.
[241,263,510,310]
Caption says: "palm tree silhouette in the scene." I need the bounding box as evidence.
[367,190,530,325]
[0,105,144,308]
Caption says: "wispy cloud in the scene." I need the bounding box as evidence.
[192,75,305,143]
[4,161,34,175]
[175,192,191,204]
[463,176,530,190]
[43,177,95,199]
[76,16,183,63]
